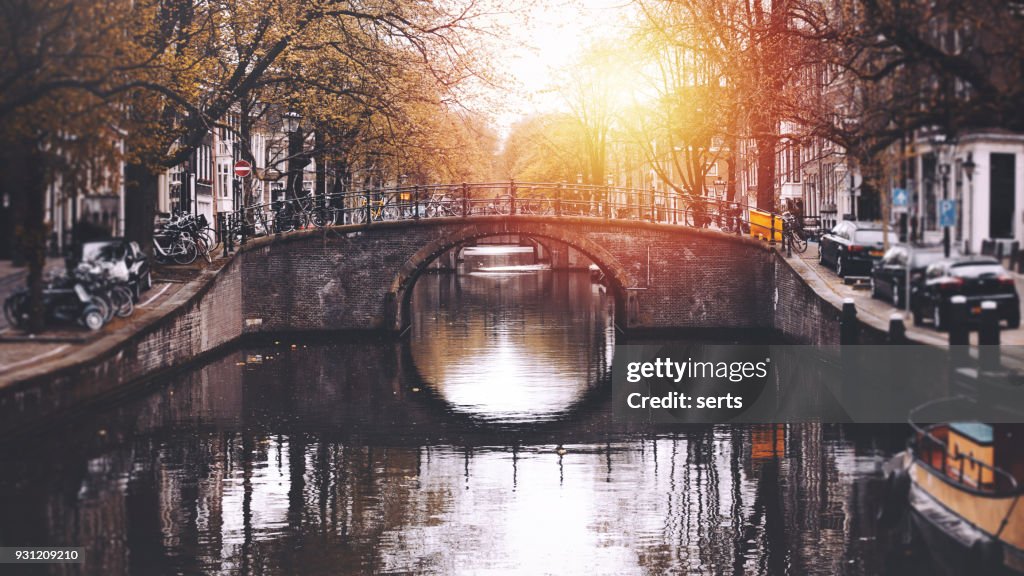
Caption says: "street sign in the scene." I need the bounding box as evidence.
[233,160,252,178]
[939,199,957,228]
[892,187,907,208]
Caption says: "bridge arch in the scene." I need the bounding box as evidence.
[386,221,635,332]
[237,215,774,334]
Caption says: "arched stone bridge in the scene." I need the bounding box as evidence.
[234,214,778,335]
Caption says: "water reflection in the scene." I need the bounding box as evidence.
[410,268,614,422]
[0,259,928,575]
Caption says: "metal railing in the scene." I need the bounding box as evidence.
[215,181,787,250]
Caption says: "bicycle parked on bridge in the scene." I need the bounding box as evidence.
[349,190,400,223]
[424,190,462,218]
[152,227,198,265]
[159,213,214,262]
[680,193,717,228]
[781,212,808,254]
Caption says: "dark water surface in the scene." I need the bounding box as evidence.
[0,257,927,575]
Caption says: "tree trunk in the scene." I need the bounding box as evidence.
[755,131,777,212]
[124,161,160,255]
[726,134,738,203]
[315,131,326,198]
[13,143,49,333]
[6,149,26,268]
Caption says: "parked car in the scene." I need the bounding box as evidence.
[817,221,887,277]
[79,238,152,300]
[870,246,946,308]
[912,256,1020,330]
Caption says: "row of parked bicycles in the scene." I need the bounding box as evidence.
[4,212,216,333]
[4,239,153,331]
[152,213,219,265]
[220,189,761,242]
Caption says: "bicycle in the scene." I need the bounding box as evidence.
[717,203,749,234]
[682,195,714,228]
[161,213,214,262]
[424,191,461,218]
[517,195,555,216]
[782,212,808,253]
[292,193,333,227]
[350,191,399,223]
[153,229,198,265]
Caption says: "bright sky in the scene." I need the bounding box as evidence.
[481,0,641,134]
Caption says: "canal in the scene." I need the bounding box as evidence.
[0,246,928,575]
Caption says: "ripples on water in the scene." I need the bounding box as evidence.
[0,248,929,575]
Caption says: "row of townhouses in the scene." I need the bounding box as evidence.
[0,111,319,258]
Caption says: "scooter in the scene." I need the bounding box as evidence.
[4,278,107,331]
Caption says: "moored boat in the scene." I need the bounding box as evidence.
[897,419,1024,574]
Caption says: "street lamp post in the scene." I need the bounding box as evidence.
[940,162,951,257]
[283,111,302,201]
[927,132,955,256]
[963,153,976,254]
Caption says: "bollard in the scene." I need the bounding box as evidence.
[840,298,858,345]
[222,214,230,258]
[888,313,908,344]
[948,296,970,366]
[979,300,1001,372]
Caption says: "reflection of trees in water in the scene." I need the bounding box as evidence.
[1,408,899,574]
[0,342,899,574]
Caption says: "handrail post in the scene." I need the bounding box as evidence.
[604,185,611,220]
[785,218,792,257]
[556,183,563,217]
[649,187,655,223]
[365,188,372,224]
[462,182,469,218]
[510,179,516,215]
[769,213,777,247]
[413,185,420,219]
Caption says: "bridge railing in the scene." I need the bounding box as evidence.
[217,182,791,251]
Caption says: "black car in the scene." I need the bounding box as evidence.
[912,256,1020,330]
[80,238,152,300]
[818,221,887,277]
[870,246,946,308]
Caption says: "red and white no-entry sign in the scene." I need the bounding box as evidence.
[233,160,252,178]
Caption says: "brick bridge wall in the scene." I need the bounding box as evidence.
[237,216,777,334]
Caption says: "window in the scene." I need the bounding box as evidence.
[218,164,230,198]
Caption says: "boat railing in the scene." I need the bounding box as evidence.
[908,397,1021,495]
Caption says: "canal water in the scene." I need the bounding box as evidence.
[0,247,930,575]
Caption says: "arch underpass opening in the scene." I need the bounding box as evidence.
[389,230,631,334]
[398,232,619,423]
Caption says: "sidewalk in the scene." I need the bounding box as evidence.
[789,242,1024,355]
[0,258,210,377]
[0,258,64,332]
